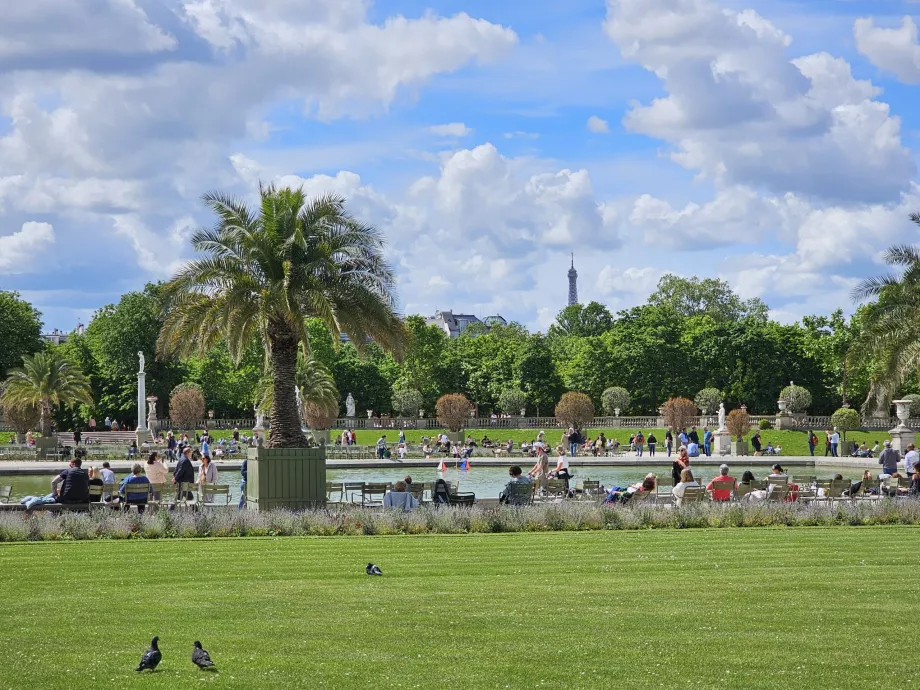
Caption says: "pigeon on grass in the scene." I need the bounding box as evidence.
[366,563,383,576]
[136,636,162,672]
[192,640,216,670]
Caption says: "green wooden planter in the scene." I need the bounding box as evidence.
[246,446,326,511]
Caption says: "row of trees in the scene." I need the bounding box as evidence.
[4,201,920,444]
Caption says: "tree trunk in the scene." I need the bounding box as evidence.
[267,320,307,448]
[41,402,51,438]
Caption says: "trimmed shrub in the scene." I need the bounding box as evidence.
[779,385,812,412]
[663,397,697,433]
[498,388,528,416]
[392,388,424,417]
[726,409,751,440]
[601,387,631,416]
[555,392,594,430]
[436,393,473,432]
[170,383,205,430]
[830,407,860,441]
[759,419,773,430]
[693,388,721,414]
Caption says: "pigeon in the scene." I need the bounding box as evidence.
[192,640,216,670]
[366,563,383,576]
[136,636,162,672]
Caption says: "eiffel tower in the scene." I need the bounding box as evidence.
[567,254,578,306]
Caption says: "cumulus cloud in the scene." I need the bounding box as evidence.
[605,0,914,204]
[0,222,55,274]
[429,123,473,137]
[587,115,610,133]
[854,16,920,85]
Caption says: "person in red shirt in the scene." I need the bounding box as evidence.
[706,464,736,501]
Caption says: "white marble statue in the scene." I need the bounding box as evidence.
[346,393,355,417]
[254,404,265,429]
[718,402,726,432]
[138,351,145,374]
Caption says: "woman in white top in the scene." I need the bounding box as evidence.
[144,451,169,501]
[672,468,699,506]
[549,447,571,480]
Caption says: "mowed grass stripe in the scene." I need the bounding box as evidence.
[1,528,919,689]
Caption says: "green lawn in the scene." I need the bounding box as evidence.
[2,528,918,689]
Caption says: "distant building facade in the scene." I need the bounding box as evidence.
[426,311,507,338]
[41,324,84,345]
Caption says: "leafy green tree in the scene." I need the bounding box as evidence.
[851,230,920,414]
[549,301,614,338]
[332,343,398,415]
[649,274,768,322]
[515,334,563,416]
[694,388,721,414]
[83,284,186,424]
[158,186,405,447]
[2,351,93,436]
[830,407,860,442]
[601,386,631,415]
[498,388,528,415]
[0,290,44,380]
[450,323,528,410]
[392,387,424,417]
[399,315,453,409]
[185,339,262,417]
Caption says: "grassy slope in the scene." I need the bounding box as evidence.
[2,528,918,689]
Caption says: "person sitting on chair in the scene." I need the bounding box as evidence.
[499,466,533,505]
[120,463,151,513]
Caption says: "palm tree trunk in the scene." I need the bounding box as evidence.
[267,320,306,448]
[41,402,51,438]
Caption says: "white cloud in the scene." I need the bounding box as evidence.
[854,16,920,85]
[0,0,175,60]
[605,0,914,204]
[587,115,610,133]
[596,266,663,297]
[429,123,473,137]
[0,222,55,274]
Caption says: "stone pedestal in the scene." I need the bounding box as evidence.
[447,430,465,445]
[310,429,331,446]
[609,418,622,428]
[246,446,326,511]
[35,437,59,459]
[730,440,749,456]
[135,371,150,444]
[889,426,916,455]
[713,431,731,456]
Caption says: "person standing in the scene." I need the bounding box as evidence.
[634,431,645,457]
[879,440,900,476]
[702,427,712,457]
[904,444,919,479]
[73,429,82,446]
[830,428,840,458]
[647,432,657,457]
[567,427,579,458]
[824,429,833,457]
[688,426,700,447]
[173,447,196,500]
[665,430,673,457]
[239,458,248,509]
[89,417,96,433]
[807,430,817,457]
[104,416,112,431]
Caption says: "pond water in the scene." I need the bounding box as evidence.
[2,464,873,503]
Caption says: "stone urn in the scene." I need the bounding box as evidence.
[893,400,913,428]
[777,399,788,414]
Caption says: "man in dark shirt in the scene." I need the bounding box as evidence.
[173,446,196,500]
[51,457,90,504]
[688,426,700,445]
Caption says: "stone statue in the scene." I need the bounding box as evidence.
[346,393,355,417]
[718,402,726,432]
[254,404,265,430]
[138,351,145,374]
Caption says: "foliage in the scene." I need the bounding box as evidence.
[497,387,528,415]
[515,334,563,416]
[81,284,187,424]
[258,356,339,429]
[601,386,631,415]
[662,397,697,433]
[548,301,614,338]
[693,387,721,413]
[759,419,773,430]
[554,392,594,429]
[726,409,751,440]
[392,387,425,417]
[169,383,206,430]
[0,290,43,381]
[851,222,920,413]
[779,384,813,412]
[902,393,920,417]
[185,339,263,418]
[649,274,768,322]
[333,343,399,416]
[2,351,93,436]
[0,396,40,434]
[435,393,473,432]
[830,407,861,441]
[157,186,405,448]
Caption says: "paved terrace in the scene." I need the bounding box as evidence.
[0,455,886,475]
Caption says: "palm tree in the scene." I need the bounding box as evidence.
[851,212,920,412]
[257,355,340,431]
[1,351,93,437]
[158,185,404,448]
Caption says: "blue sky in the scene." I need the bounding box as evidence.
[1,0,920,332]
